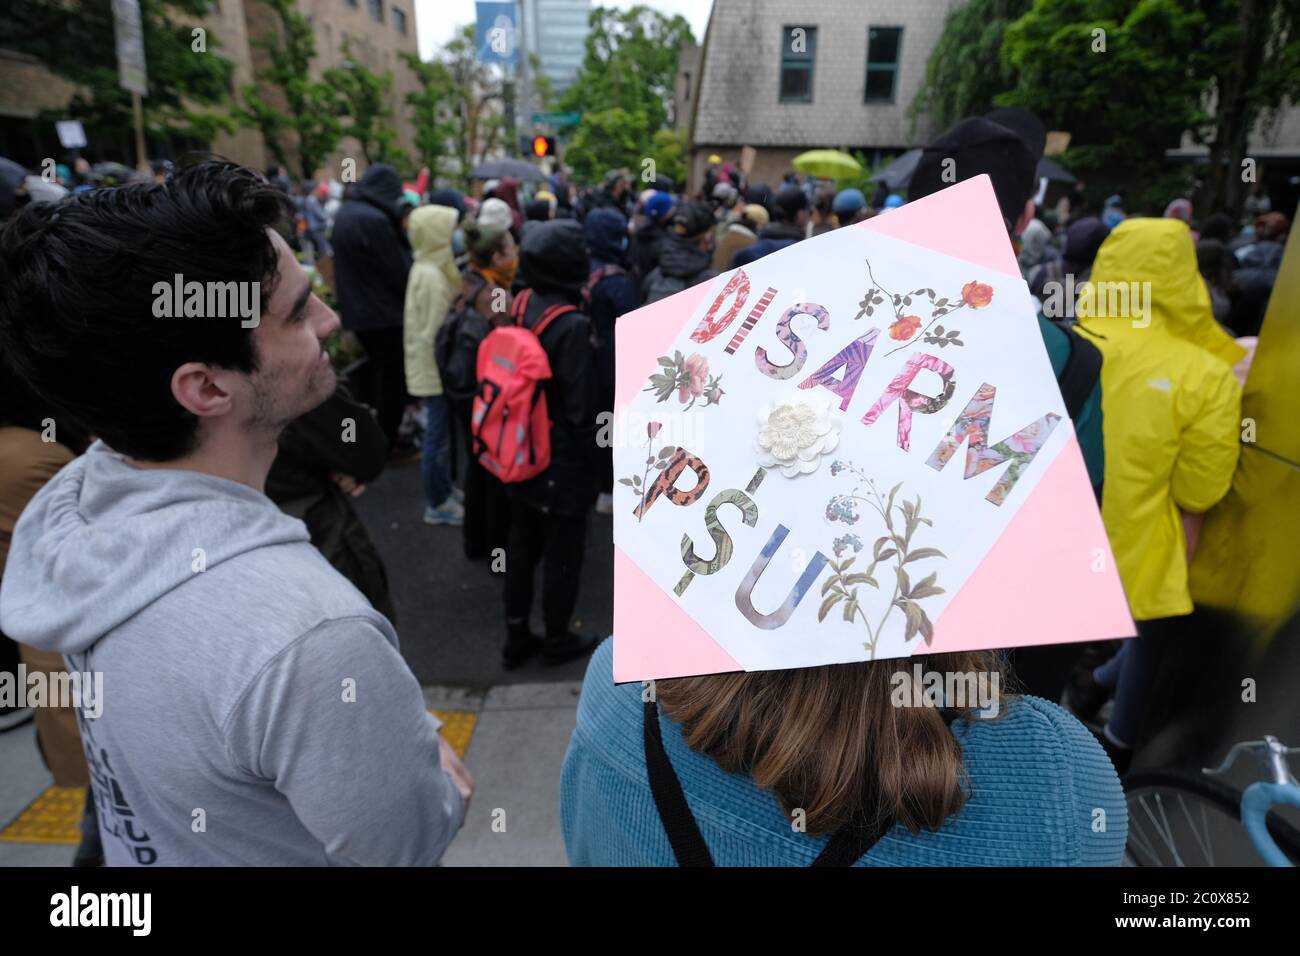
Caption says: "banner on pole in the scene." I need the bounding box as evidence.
[476,2,519,65]
[112,0,148,96]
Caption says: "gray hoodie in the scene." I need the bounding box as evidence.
[0,442,463,865]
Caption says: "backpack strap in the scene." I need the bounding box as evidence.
[1052,320,1103,420]
[509,288,532,325]
[644,699,715,866]
[643,699,898,867]
[527,301,578,339]
[582,265,619,310]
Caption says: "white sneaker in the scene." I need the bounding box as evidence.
[424,498,465,526]
[595,492,614,515]
[451,487,465,504]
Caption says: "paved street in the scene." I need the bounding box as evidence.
[354,456,614,687]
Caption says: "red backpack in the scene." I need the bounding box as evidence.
[471,289,576,483]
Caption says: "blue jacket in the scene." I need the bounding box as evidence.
[561,639,1127,866]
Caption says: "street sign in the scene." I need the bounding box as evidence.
[475,1,518,65]
[55,120,87,149]
[531,112,582,127]
[112,0,148,95]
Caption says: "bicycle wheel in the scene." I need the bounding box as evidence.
[1124,770,1300,866]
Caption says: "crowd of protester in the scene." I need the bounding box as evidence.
[0,106,1289,867]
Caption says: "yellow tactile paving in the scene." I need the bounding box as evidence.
[432,710,477,759]
[0,712,477,847]
[0,785,84,845]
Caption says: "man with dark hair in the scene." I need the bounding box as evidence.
[0,161,471,865]
[503,220,602,670]
[731,185,810,268]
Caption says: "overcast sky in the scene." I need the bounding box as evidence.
[414,0,714,60]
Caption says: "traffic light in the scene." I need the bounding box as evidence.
[532,135,556,158]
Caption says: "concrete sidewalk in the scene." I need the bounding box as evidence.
[0,682,581,867]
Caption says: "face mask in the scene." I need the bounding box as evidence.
[1102,210,1124,230]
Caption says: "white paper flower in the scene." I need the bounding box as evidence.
[754,394,842,478]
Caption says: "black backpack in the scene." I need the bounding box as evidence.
[435,272,492,403]
[1052,319,1103,420]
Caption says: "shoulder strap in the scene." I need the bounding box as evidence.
[642,699,896,867]
[1053,320,1103,420]
[529,301,578,339]
[643,699,715,866]
[509,288,532,325]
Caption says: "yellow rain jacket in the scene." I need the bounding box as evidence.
[403,204,462,398]
[1079,218,1244,621]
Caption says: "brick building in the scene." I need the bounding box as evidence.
[0,0,421,179]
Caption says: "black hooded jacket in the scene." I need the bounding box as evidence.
[642,232,718,304]
[330,165,413,332]
[512,221,600,516]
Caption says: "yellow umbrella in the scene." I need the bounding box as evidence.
[792,149,862,181]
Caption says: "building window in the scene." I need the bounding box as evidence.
[779,25,816,103]
[367,0,383,23]
[343,0,357,6]
[393,7,406,34]
[864,27,903,103]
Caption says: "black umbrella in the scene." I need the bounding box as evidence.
[1037,156,1076,184]
[469,158,548,183]
[868,148,1076,190]
[868,149,921,191]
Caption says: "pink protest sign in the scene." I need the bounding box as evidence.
[613,176,1134,682]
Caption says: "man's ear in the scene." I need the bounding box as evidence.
[171,362,236,419]
[1014,199,1036,237]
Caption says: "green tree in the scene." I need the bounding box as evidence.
[1003,0,1300,213]
[560,5,695,182]
[1000,0,1208,211]
[911,0,1033,129]
[236,0,340,178]
[1185,0,1300,213]
[401,52,457,183]
[439,24,504,187]
[649,128,688,190]
[529,52,556,112]
[564,107,646,184]
[0,0,236,158]
[324,40,410,171]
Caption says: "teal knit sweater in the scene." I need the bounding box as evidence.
[560,639,1128,866]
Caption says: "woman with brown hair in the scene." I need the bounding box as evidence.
[560,639,1127,865]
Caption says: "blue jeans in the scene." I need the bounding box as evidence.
[422,395,453,510]
[1093,616,1182,748]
